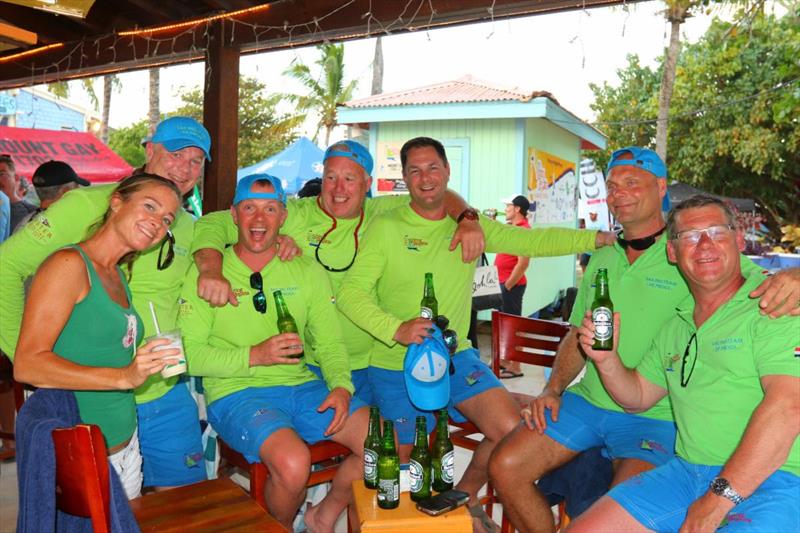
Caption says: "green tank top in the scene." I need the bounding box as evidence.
[53,245,144,448]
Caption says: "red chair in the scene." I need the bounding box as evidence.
[52,424,281,532]
[447,311,570,532]
[218,437,352,509]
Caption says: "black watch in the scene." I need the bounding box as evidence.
[457,208,479,223]
[710,477,744,505]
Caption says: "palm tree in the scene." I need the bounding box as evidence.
[284,43,357,146]
[148,68,160,135]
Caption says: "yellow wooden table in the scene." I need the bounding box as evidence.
[351,481,472,533]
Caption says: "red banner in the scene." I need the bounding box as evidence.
[0,126,132,184]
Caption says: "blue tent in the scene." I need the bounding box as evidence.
[237,136,324,194]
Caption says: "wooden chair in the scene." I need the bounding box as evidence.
[52,424,281,532]
[447,311,570,532]
[218,437,352,509]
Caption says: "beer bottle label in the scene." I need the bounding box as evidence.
[409,459,424,492]
[378,479,399,502]
[420,307,433,319]
[441,450,455,483]
[364,449,378,482]
[592,307,613,341]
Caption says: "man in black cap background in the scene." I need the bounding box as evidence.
[495,194,532,378]
[12,160,90,233]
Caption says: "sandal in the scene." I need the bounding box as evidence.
[468,504,499,533]
[499,368,524,379]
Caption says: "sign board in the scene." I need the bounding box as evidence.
[375,141,407,195]
[527,148,578,224]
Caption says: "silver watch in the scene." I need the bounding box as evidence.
[710,477,744,505]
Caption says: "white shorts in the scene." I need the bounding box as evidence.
[108,429,143,500]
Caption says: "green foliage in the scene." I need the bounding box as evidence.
[589,9,799,228]
[284,43,357,145]
[108,119,148,168]
[46,78,101,110]
[173,76,304,167]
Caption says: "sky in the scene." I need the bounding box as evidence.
[43,0,784,142]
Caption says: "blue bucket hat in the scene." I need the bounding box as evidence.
[323,140,373,176]
[404,325,450,411]
[151,116,212,161]
[234,173,286,206]
[607,146,671,211]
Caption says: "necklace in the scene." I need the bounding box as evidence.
[617,226,666,251]
[314,196,364,272]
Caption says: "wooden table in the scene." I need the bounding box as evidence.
[351,481,472,533]
[130,478,285,532]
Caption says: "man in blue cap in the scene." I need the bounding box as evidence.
[0,116,213,493]
[190,139,484,406]
[179,174,369,532]
[489,146,800,533]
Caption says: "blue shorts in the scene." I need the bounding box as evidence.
[307,364,375,406]
[207,379,367,463]
[370,348,503,444]
[543,391,676,466]
[609,457,800,532]
[136,382,207,487]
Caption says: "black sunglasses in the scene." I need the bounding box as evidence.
[680,332,698,388]
[157,230,175,271]
[250,272,267,314]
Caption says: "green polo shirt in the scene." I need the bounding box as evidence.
[189,195,409,370]
[637,271,800,475]
[567,236,761,421]
[178,248,353,405]
[337,206,598,371]
[0,183,195,404]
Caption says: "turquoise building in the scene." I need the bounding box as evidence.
[338,76,607,316]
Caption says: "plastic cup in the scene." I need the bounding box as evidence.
[145,330,187,379]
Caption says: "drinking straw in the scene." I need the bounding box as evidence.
[148,301,161,335]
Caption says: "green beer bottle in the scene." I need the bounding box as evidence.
[431,409,454,492]
[273,290,303,358]
[420,272,438,319]
[409,416,432,502]
[363,406,382,489]
[591,268,614,351]
[376,420,400,509]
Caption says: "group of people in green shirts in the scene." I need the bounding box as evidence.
[1,115,798,533]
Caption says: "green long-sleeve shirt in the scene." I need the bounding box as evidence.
[0,184,195,403]
[189,195,409,370]
[337,206,598,371]
[178,248,353,405]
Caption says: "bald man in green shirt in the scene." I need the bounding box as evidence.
[336,136,611,526]
[568,195,799,533]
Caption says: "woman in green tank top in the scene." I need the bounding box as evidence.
[14,174,183,498]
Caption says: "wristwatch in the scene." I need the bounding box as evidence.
[457,208,479,223]
[709,477,744,505]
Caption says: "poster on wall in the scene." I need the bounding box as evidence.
[375,141,408,195]
[527,148,578,224]
[577,158,611,230]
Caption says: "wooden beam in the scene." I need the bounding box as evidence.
[0,22,37,47]
[202,20,239,212]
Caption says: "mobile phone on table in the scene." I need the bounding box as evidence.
[415,489,470,516]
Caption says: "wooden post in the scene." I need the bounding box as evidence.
[202,20,239,212]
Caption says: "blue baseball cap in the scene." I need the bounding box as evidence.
[151,116,212,161]
[607,146,671,211]
[234,173,286,206]
[323,140,373,176]
[404,325,450,411]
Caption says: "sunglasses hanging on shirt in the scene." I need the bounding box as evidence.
[156,230,175,271]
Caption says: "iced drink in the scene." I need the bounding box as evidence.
[145,330,187,378]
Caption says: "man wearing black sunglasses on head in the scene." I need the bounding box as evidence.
[0,117,222,493]
[570,195,799,533]
[191,139,484,407]
[178,174,371,532]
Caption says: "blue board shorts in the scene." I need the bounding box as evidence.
[207,379,367,463]
[136,382,207,487]
[544,391,676,466]
[307,364,375,406]
[609,457,800,532]
[369,348,503,444]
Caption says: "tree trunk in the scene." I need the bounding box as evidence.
[655,4,689,164]
[371,36,383,95]
[148,68,160,135]
[100,75,112,144]
[324,125,331,147]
